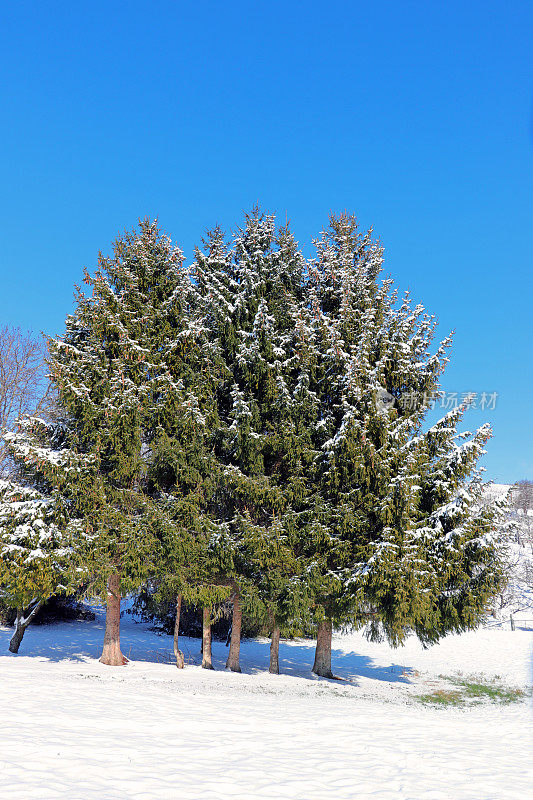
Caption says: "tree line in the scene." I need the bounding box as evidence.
[0,209,505,676]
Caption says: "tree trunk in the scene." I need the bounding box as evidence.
[269,622,280,674]
[99,573,128,666]
[312,618,334,678]
[226,589,242,672]
[8,601,43,654]
[174,594,184,669]
[8,610,26,654]
[201,607,214,669]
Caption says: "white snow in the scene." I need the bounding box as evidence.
[0,608,531,799]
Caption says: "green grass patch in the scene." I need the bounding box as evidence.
[417,676,528,707]
[418,688,464,706]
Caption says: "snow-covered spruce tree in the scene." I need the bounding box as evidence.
[88,219,230,671]
[130,224,241,671]
[192,210,314,673]
[292,213,503,676]
[137,231,236,668]
[0,415,90,652]
[44,219,206,665]
[148,436,232,670]
[230,512,308,673]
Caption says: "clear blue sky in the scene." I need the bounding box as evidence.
[1,0,531,482]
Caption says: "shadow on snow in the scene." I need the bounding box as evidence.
[0,608,412,686]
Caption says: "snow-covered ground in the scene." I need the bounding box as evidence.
[1,609,531,800]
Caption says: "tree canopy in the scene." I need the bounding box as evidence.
[0,210,504,669]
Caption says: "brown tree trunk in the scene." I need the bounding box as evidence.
[8,622,25,654]
[312,618,334,678]
[8,609,26,654]
[269,622,280,674]
[99,573,128,666]
[201,607,214,669]
[8,602,43,654]
[174,594,184,669]
[225,589,242,672]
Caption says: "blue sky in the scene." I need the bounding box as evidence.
[1,0,531,482]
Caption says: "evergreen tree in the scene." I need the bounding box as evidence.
[9,220,209,665]
[292,213,503,675]
[193,209,314,673]
[195,208,504,678]
[0,414,90,652]
[1,208,503,680]
[110,222,231,670]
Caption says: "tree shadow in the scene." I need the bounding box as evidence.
[237,641,412,685]
[0,616,106,662]
[0,610,413,686]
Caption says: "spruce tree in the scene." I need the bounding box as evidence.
[293,213,503,674]
[193,210,313,673]
[126,224,229,670]
[3,208,502,679]
[0,414,91,652]
[196,208,503,678]
[13,220,207,665]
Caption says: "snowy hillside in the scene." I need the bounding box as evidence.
[1,608,531,800]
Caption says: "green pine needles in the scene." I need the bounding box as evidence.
[0,210,505,670]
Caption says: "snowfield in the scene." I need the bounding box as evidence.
[0,609,531,800]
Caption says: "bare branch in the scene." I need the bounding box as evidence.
[0,325,53,474]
